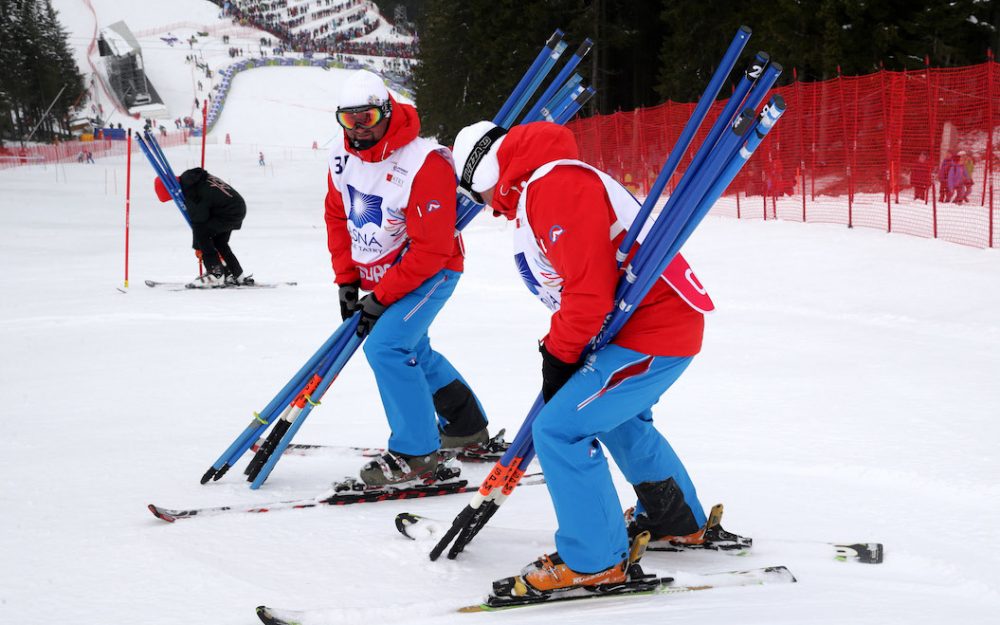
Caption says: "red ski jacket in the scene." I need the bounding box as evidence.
[324,98,464,305]
[490,123,705,363]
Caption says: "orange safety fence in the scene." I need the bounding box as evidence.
[568,58,1000,249]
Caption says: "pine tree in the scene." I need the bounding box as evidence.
[0,0,84,143]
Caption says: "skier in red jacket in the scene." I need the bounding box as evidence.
[452,120,744,599]
[325,70,489,486]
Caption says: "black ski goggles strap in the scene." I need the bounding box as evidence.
[459,125,508,198]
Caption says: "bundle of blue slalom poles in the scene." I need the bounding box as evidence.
[428,25,787,561]
[136,130,192,226]
[201,30,597,490]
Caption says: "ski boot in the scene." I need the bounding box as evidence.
[627,502,752,553]
[486,531,663,607]
[358,450,442,488]
[186,268,225,289]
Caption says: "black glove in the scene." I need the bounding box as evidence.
[540,342,580,402]
[338,280,361,321]
[356,293,387,337]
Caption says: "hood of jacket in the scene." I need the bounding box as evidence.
[490,122,580,219]
[343,95,420,163]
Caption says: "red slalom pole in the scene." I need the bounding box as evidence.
[200,99,208,168]
[124,128,133,289]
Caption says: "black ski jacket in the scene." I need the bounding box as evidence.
[179,168,246,232]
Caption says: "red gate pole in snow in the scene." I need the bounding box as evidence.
[925,56,938,239]
[836,66,853,228]
[984,49,994,249]
[124,129,132,289]
[983,49,993,207]
[878,62,892,233]
[794,68,806,222]
[200,99,208,168]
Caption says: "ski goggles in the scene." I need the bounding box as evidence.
[336,105,386,130]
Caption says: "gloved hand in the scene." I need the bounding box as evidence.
[194,249,203,261]
[356,293,387,337]
[338,280,361,321]
[539,342,580,402]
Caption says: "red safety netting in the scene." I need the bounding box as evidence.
[568,59,1000,249]
[0,131,191,171]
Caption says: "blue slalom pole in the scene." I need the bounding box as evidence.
[614,26,752,267]
[619,63,783,303]
[493,29,564,127]
[135,134,192,226]
[521,39,593,124]
[675,95,787,250]
[536,74,583,121]
[501,40,569,128]
[201,318,355,482]
[553,85,594,124]
[250,318,363,489]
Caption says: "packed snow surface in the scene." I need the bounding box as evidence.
[3,2,1000,624]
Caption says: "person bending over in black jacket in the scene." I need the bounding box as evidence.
[155,168,251,286]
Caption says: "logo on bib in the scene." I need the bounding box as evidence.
[548,224,564,244]
[347,185,384,228]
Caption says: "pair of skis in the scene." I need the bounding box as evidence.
[144,279,297,290]
[256,566,798,623]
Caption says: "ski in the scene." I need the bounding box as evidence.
[252,566,795,623]
[251,429,511,464]
[149,471,546,523]
[461,565,797,612]
[394,513,882,564]
[144,279,298,289]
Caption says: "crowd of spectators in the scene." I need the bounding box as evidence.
[208,0,418,61]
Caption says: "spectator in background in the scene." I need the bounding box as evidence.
[950,153,973,204]
[938,154,954,202]
[258,151,265,166]
[910,152,932,202]
[959,150,975,179]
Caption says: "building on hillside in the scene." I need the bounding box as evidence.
[97,21,168,117]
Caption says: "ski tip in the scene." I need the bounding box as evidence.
[834,542,884,564]
[457,604,490,613]
[395,512,421,540]
[144,280,156,287]
[256,606,299,625]
[148,504,177,523]
[764,565,798,583]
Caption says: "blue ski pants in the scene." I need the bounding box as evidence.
[363,269,485,456]
[532,344,706,573]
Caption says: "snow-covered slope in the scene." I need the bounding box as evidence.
[2,142,999,624]
[4,3,1000,624]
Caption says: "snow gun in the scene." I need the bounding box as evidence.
[429,25,788,561]
[200,29,597,490]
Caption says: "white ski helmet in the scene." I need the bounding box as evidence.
[338,69,391,116]
[452,121,508,198]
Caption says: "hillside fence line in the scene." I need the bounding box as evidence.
[568,57,1000,248]
[5,58,998,248]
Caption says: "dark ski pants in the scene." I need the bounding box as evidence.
[192,225,242,277]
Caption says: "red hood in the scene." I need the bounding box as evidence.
[343,95,420,163]
[491,122,580,219]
